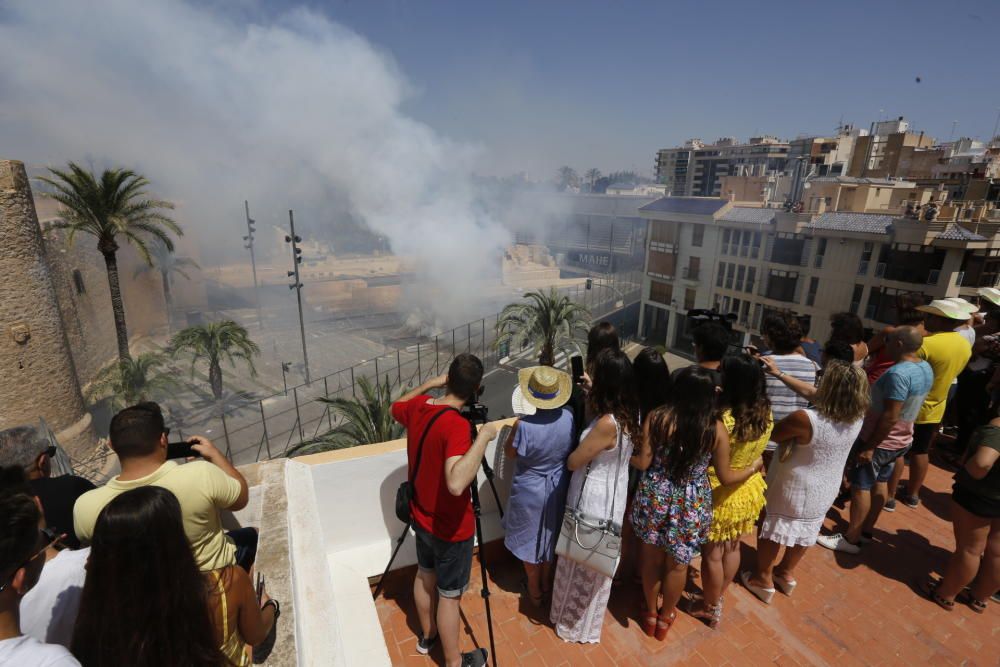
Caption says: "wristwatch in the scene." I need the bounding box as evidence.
[262,598,281,620]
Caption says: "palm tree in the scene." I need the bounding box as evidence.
[495,288,591,366]
[87,352,179,411]
[584,168,601,191]
[38,163,179,361]
[556,166,579,191]
[134,240,199,332]
[286,376,402,457]
[169,321,260,401]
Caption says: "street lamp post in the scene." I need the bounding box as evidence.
[243,201,264,330]
[285,210,311,385]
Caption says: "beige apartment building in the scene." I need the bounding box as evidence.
[636,187,1000,355]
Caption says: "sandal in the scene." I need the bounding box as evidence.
[773,573,798,597]
[654,610,676,641]
[918,576,954,611]
[740,571,775,605]
[640,610,658,637]
[690,598,723,629]
[958,589,988,614]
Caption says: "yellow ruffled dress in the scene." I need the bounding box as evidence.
[706,410,772,542]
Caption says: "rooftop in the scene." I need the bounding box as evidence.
[718,207,777,224]
[372,458,995,666]
[639,197,729,216]
[935,223,989,242]
[805,212,896,235]
[222,418,998,666]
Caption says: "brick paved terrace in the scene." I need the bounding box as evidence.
[374,457,998,666]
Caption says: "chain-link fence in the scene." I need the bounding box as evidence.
[178,272,641,464]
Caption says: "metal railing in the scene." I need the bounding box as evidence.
[173,275,641,464]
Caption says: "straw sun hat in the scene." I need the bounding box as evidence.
[917,299,974,320]
[977,287,1000,307]
[513,366,573,413]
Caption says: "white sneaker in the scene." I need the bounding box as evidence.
[816,533,861,554]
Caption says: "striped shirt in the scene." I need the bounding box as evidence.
[764,353,818,451]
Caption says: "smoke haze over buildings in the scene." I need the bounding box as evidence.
[0,0,513,325]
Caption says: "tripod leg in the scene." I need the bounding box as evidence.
[470,484,499,667]
[373,522,411,600]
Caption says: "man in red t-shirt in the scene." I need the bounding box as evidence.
[391,353,496,667]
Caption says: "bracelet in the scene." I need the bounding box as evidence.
[262,598,281,620]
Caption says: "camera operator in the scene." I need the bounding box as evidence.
[391,353,496,667]
[72,402,255,573]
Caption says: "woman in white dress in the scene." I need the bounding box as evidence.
[550,348,639,643]
[742,361,870,603]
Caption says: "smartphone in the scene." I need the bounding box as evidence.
[256,573,265,604]
[570,355,584,384]
[166,441,201,460]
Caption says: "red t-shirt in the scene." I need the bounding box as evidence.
[391,395,474,542]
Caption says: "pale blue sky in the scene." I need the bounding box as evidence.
[255,0,1000,179]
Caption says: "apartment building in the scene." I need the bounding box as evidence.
[637,193,1000,355]
[655,136,790,197]
[847,117,938,179]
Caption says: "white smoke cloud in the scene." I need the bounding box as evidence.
[0,0,512,325]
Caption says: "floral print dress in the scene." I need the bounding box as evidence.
[630,443,712,565]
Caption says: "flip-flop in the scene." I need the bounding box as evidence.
[958,589,987,614]
[917,576,954,611]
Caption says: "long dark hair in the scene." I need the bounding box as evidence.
[633,347,671,418]
[71,487,226,667]
[720,354,771,443]
[646,366,718,482]
[586,348,639,441]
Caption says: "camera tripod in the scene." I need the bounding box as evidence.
[373,410,505,667]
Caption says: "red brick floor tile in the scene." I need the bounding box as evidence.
[376,462,997,666]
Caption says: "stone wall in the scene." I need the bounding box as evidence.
[0,160,95,458]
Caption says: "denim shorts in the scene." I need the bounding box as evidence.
[848,445,910,491]
[414,525,474,599]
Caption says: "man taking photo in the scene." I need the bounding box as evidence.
[72,402,254,572]
[391,353,496,667]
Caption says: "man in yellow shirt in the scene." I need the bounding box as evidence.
[890,301,972,508]
[73,403,252,572]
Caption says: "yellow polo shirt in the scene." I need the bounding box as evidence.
[916,331,972,424]
[73,460,242,571]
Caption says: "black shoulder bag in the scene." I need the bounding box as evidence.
[395,407,459,523]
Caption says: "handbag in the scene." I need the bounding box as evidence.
[554,424,625,578]
[394,407,457,524]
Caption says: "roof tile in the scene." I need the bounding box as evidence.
[806,212,895,235]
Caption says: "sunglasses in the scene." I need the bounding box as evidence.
[0,528,65,593]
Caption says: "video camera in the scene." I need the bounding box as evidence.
[460,387,489,424]
[687,308,737,332]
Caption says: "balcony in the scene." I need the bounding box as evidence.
[682,266,700,281]
[875,262,941,285]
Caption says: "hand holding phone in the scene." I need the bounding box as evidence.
[166,441,202,460]
[570,355,584,385]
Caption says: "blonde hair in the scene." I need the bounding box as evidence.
[813,361,870,424]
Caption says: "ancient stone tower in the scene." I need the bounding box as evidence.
[0,159,95,459]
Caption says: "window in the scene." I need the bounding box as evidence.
[731,298,741,317]
[735,265,746,292]
[721,296,731,313]
[731,230,741,256]
[722,229,732,255]
[716,262,726,287]
[692,225,704,247]
[752,231,762,259]
[746,266,757,294]
[649,280,673,305]
[741,231,751,257]
[725,263,735,289]
[647,250,676,278]
[685,288,696,311]
[850,284,864,315]
[815,237,827,268]
[752,303,763,330]
[740,300,750,325]
[806,277,819,306]
[858,241,874,276]
[72,269,86,295]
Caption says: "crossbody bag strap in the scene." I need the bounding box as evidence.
[409,406,460,505]
[606,421,625,522]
